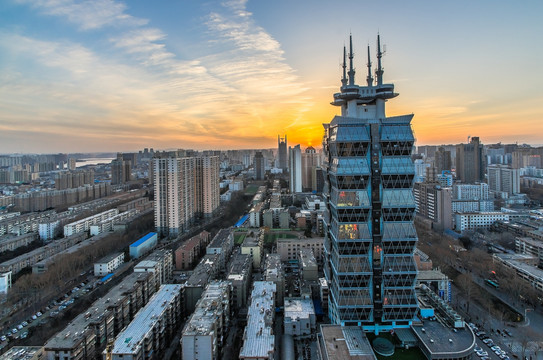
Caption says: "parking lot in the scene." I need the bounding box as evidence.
[0,278,96,350]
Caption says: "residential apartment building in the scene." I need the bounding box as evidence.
[487,164,520,196]
[44,272,157,360]
[94,252,125,276]
[456,137,485,183]
[239,281,276,360]
[154,155,219,237]
[289,144,302,193]
[174,230,210,270]
[107,284,183,360]
[63,208,118,237]
[182,281,232,360]
[277,237,324,262]
[454,212,510,231]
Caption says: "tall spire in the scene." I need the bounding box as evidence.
[376,34,384,85]
[366,45,373,87]
[341,45,347,87]
[348,34,355,86]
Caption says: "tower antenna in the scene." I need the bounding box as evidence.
[376,34,384,85]
[366,45,373,86]
[348,34,355,86]
[341,46,347,87]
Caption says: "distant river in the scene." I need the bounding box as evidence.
[76,158,115,168]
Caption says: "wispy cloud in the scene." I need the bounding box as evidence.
[1,0,318,152]
[16,0,148,30]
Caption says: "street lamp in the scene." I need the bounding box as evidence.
[524,307,532,322]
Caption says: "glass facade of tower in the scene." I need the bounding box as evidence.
[322,36,419,332]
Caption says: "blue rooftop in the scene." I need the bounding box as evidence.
[100,273,114,282]
[130,232,157,247]
[234,214,249,228]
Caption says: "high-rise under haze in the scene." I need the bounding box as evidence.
[154,155,220,237]
[456,137,484,184]
[278,135,288,171]
[322,35,418,332]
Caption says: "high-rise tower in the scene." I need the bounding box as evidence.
[278,135,288,171]
[322,35,418,332]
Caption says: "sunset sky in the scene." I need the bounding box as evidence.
[1,0,542,153]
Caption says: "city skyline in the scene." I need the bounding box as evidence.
[1,0,542,153]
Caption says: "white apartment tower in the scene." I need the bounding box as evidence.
[487,165,520,195]
[195,156,220,217]
[154,157,195,237]
[154,155,220,238]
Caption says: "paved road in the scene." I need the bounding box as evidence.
[452,282,542,359]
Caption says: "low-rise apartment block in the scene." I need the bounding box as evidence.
[184,254,220,314]
[239,281,276,360]
[107,284,183,360]
[63,208,118,237]
[182,281,232,360]
[454,212,510,231]
[206,228,234,271]
[284,297,316,336]
[44,271,157,360]
[227,253,253,309]
[94,252,125,276]
[174,230,210,270]
[277,236,324,262]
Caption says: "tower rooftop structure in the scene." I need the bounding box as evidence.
[322,34,418,333]
[332,34,398,118]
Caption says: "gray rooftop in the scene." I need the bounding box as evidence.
[319,325,376,359]
[110,284,182,355]
[45,272,153,350]
[208,228,232,249]
[299,248,316,268]
[95,251,124,265]
[242,236,259,247]
[284,297,315,320]
[412,321,475,356]
[186,254,219,287]
[239,281,276,358]
[227,253,252,276]
[494,253,543,280]
[183,281,231,336]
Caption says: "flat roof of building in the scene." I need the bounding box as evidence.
[110,284,182,355]
[299,248,316,269]
[284,297,315,320]
[228,253,252,276]
[412,321,475,357]
[270,194,282,209]
[46,272,153,350]
[417,269,449,281]
[95,251,124,265]
[239,281,276,359]
[319,325,376,359]
[183,281,230,336]
[130,232,157,248]
[208,228,231,249]
[186,254,219,287]
[494,253,543,280]
[242,236,259,247]
[134,260,158,269]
